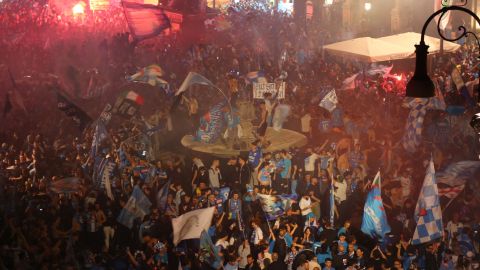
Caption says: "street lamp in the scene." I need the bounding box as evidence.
[364,2,372,11]
[406,1,480,98]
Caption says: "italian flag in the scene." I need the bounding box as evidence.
[124,91,144,105]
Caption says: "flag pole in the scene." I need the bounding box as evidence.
[443,188,464,212]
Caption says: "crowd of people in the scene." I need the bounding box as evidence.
[1,1,480,270]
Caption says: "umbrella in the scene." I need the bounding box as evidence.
[378,32,460,55]
[323,37,411,63]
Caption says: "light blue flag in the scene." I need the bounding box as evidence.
[156,180,171,211]
[258,194,297,221]
[361,171,391,240]
[412,159,444,245]
[175,72,215,96]
[199,230,222,269]
[117,185,152,229]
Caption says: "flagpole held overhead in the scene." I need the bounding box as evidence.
[361,171,391,240]
[412,159,444,245]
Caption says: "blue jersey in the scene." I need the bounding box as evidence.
[248,147,262,167]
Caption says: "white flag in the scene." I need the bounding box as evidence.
[175,72,214,96]
[319,90,338,112]
[172,207,215,245]
[434,0,453,30]
[341,73,359,90]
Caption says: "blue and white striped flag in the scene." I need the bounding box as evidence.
[412,159,444,245]
[117,186,152,229]
[402,94,445,153]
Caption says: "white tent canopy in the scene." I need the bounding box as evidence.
[323,37,413,63]
[378,32,461,55]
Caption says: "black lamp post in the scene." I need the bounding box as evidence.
[406,1,480,98]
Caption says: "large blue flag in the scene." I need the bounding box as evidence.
[361,171,391,240]
[195,101,226,143]
[117,186,152,229]
[122,2,170,41]
[412,159,444,245]
[90,121,108,159]
[199,230,222,269]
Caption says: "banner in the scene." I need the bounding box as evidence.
[253,82,285,99]
[90,0,110,10]
[122,2,171,41]
[318,90,338,112]
[195,101,226,143]
[49,177,81,194]
[99,103,113,124]
[172,207,215,245]
[112,91,144,117]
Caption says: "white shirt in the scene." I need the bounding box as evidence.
[238,244,251,268]
[252,226,264,245]
[304,153,319,172]
[335,181,347,202]
[209,167,221,188]
[299,197,312,216]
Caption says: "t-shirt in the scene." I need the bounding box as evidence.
[209,167,221,188]
[304,153,319,172]
[318,120,331,133]
[348,151,364,169]
[280,158,292,179]
[334,181,347,202]
[331,108,344,128]
[248,147,262,168]
[299,197,312,216]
